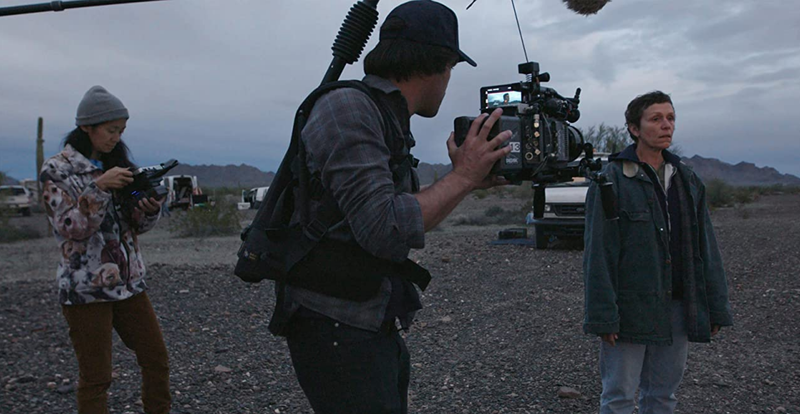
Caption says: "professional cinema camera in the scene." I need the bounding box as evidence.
[454,61,601,185]
[118,159,178,217]
[454,61,618,221]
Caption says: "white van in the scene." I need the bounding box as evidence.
[240,186,269,210]
[0,185,33,216]
[527,155,609,249]
[18,179,40,203]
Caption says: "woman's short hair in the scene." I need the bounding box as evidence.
[624,91,673,142]
[364,38,459,82]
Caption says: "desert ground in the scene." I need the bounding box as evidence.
[1,193,798,413]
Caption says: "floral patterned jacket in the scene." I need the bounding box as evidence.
[40,144,159,305]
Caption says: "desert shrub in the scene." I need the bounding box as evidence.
[450,214,491,226]
[169,203,241,238]
[510,182,533,199]
[452,204,527,226]
[706,179,733,209]
[208,186,249,198]
[484,205,505,217]
[0,216,41,243]
[756,184,800,196]
[732,187,758,205]
[706,180,778,209]
[580,123,630,154]
[472,186,532,201]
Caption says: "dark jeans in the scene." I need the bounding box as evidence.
[286,314,410,414]
[62,292,171,414]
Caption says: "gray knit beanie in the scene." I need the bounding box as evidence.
[75,85,129,126]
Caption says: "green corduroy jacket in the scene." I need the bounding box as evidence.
[583,145,733,345]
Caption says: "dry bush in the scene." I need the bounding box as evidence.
[168,203,242,238]
[452,205,528,227]
[0,220,41,244]
[706,179,734,209]
[0,207,41,244]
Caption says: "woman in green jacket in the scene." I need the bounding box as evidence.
[583,91,733,414]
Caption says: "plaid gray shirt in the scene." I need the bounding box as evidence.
[284,75,425,331]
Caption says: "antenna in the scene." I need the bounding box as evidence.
[467,0,529,64]
[511,0,529,63]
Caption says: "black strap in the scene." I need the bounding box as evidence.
[296,81,414,241]
[242,80,413,277]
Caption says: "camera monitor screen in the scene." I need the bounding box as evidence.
[481,84,523,110]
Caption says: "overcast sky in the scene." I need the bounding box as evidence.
[1,0,798,181]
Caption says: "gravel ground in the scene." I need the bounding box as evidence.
[1,194,798,413]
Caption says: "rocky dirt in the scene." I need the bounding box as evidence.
[1,194,798,413]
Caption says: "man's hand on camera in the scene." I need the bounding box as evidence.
[137,197,163,216]
[95,167,134,191]
[415,109,512,232]
[447,108,512,191]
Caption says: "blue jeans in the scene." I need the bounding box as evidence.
[599,301,689,414]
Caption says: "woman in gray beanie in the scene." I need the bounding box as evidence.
[39,85,171,414]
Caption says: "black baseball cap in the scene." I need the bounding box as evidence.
[380,0,477,67]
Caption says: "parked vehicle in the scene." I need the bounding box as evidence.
[160,175,203,210]
[241,186,269,210]
[528,179,590,249]
[0,185,33,216]
[528,155,608,249]
[18,179,40,203]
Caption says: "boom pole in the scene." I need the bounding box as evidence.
[0,0,167,17]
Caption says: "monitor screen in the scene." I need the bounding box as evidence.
[486,90,522,108]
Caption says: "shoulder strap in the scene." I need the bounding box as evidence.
[297,80,383,240]
[301,81,421,241]
[242,80,417,277]
[364,88,419,190]
[246,80,369,231]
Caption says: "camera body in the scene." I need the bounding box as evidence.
[118,159,179,215]
[454,62,592,184]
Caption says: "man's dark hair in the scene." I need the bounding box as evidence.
[624,91,673,142]
[364,38,459,82]
[63,126,135,171]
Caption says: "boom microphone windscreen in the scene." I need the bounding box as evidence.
[562,0,611,15]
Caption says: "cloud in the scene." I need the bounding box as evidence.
[1,0,798,181]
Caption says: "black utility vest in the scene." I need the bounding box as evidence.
[285,84,429,301]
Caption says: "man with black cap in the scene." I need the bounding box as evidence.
[269,1,511,412]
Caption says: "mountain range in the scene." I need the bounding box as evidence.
[3,156,798,188]
[165,156,800,189]
[168,163,275,189]
[681,155,800,187]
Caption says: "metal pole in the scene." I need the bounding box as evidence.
[36,117,44,205]
[0,0,167,17]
